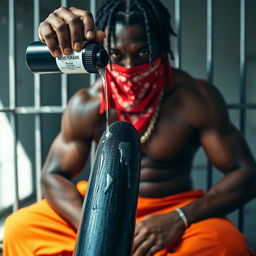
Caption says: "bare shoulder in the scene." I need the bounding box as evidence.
[170,69,230,130]
[61,78,104,141]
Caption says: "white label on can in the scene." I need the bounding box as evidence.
[56,49,87,74]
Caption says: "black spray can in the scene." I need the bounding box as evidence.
[25,41,109,74]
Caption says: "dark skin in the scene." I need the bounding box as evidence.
[38,7,256,256]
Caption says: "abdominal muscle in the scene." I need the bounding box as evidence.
[138,166,193,198]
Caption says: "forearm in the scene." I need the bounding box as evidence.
[41,174,83,230]
[182,169,256,225]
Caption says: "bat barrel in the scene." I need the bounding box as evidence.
[74,121,141,256]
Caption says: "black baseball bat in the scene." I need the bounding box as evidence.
[74,121,141,256]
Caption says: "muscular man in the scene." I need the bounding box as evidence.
[3,0,256,255]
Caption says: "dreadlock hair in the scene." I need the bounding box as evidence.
[95,0,176,66]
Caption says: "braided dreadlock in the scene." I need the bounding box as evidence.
[95,0,176,65]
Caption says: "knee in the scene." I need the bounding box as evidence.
[198,219,249,255]
[182,218,250,256]
[4,208,30,241]
[214,228,248,255]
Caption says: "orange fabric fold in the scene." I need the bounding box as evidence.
[3,181,255,256]
[136,189,205,220]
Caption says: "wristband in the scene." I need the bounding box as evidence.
[175,208,189,229]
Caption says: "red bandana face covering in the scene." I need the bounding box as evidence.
[99,56,172,135]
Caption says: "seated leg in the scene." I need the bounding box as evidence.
[3,199,77,256]
[166,217,254,256]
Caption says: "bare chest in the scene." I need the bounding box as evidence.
[141,104,199,165]
[94,94,199,165]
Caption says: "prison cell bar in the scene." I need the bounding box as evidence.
[238,0,246,232]
[9,0,19,212]
[33,0,42,201]
[206,0,214,191]
[90,0,97,173]
[174,0,181,69]
[61,0,68,108]
[1,103,256,115]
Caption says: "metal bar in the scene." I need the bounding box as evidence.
[238,0,246,232]
[89,0,98,85]
[90,0,96,17]
[206,0,213,83]
[9,116,18,209]
[61,0,68,107]
[8,0,19,211]
[90,0,97,171]
[227,103,256,109]
[34,0,42,201]
[9,0,19,212]
[174,0,181,68]
[206,162,213,191]
[0,106,65,113]
[1,103,256,114]
[61,75,68,106]
[239,0,246,123]
[90,140,96,170]
[206,0,213,190]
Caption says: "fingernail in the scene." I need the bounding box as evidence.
[86,30,94,39]
[64,48,72,55]
[74,42,82,51]
[53,50,61,57]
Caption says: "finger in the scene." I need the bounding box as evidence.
[133,226,152,253]
[38,22,61,57]
[146,244,162,256]
[133,232,146,253]
[134,221,144,237]
[95,30,106,42]
[134,224,140,237]
[46,12,72,55]
[54,7,83,51]
[69,7,96,41]
[38,25,45,42]
[133,236,155,256]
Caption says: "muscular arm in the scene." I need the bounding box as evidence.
[182,81,256,224]
[41,134,91,230]
[40,90,98,230]
[37,7,106,230]
[132,80,256,256]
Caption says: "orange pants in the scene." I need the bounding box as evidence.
[3,181,255,256]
